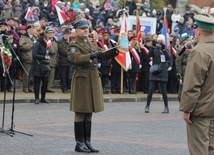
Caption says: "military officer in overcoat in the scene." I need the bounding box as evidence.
[180,14,214,155]
[67,17,119,153]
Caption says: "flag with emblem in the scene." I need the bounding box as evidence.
[55,5,67,26]
[114,14,131,71]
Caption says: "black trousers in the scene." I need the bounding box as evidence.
[128,73,137,93]
[146,81,168,107]
[111,72,121,93]
[59,66,70,92]
[34,76,48,100]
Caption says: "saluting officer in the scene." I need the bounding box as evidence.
[67,17,119,153]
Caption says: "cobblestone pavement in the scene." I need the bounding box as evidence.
[0,101,188,155]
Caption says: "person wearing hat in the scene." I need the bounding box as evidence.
[58,28,72,93]
[19,25,37,93]
[45,27,58,93]
[128,35,141,94]
[67,17,119,153]
[0,22,8,35]
[179,14,214,155]
[145,34,171,113]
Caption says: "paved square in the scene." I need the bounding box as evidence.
[0,101,188,155]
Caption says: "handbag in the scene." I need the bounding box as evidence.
[36,59,51,75]
[150,64,161,75]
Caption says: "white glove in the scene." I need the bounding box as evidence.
[168,67,172,71]
[139,65,142,69]
[149,61,153,66]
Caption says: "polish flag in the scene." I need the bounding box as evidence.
[55,5,67,26]
[46,39,52,48]
[25,7,32,20]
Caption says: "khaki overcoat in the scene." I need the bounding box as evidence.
[180,36,214,117]
[67,36,118,113]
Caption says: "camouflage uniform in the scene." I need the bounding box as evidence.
[175,50,190,101]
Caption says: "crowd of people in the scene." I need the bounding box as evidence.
[0,0,197,100]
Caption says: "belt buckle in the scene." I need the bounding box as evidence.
[94,64,98,69]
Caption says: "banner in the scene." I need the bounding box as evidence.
[115,14,131,71]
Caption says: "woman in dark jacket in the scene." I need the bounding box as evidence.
[32,32,50,104]
[145,34,171,113]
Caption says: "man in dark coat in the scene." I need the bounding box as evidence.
[67,17,118,153]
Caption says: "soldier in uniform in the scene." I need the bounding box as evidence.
[67,17,119,153]
[180,14,214,155]
[175,33,191,101]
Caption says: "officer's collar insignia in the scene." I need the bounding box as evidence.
[70,47,76,53]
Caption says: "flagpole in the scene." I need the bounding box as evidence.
[120,67,123,94]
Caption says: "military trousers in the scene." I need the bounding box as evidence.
[187,117,214,155]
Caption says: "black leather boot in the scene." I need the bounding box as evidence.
[162,106,169,113]
[74,122,91,153]
[84,121,99,153]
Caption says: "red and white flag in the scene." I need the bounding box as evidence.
[115,14,131,71]
[55,5,67,25]
[51,0,58,11]
[46,39,52,48]
[25,7,32,20]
